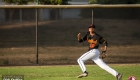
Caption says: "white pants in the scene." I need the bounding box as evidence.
[77,49,118,77]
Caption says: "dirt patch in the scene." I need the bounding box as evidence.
[0,45,140,65]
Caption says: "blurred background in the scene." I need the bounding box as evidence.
[0,0,140,65]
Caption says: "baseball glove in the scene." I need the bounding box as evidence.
[99,51,107,59]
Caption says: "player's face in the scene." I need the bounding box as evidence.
[89,27,95,32]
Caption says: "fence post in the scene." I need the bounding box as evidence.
[36,8,39,64]
[92,9,94,24]
[35,0,39,64]
[20,9,22,22]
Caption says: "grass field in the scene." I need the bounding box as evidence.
[0,64,140,80]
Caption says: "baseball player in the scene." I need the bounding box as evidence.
[77,24,122,80]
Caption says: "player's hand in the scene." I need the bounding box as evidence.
[77,33,81,37]
[77,33,81,41]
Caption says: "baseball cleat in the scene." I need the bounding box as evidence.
[77,72,88,78]
[116,73,122,80]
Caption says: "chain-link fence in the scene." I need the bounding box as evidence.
[0,5,140,66]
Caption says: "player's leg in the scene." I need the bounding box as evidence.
[77,49,99,78]
[77,49,99,73]
[93,58,122,80]
[93,58,118,77]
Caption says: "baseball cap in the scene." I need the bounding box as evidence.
[89,24,95,28]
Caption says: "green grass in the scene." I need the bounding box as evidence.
[0,64,140,80]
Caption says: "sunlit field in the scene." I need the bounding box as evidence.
[0,64,140,80]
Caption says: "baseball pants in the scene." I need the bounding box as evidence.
[77,49,118,77]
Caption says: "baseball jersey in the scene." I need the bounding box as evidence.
[79,32,108,50]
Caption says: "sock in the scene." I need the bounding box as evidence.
[84,71,88,74]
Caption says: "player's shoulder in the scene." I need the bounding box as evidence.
[95,32,102,37]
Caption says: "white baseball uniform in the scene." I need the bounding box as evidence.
[77,32,119,77]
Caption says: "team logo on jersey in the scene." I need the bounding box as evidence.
[128,76,136,80]
[88,39,97,48]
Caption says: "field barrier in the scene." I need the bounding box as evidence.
[0,4,140,65]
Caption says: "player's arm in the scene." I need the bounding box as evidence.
[99,37,108,52]
[99,37,108,59]
[77,33,81,41]
[77,33,87,42]
[104,45,107,52]
[104,39,108,52]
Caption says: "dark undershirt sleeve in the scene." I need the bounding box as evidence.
[99,37,108,46]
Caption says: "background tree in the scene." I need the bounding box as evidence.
[2,0,70,5]
[89,0,140,4]
[40,0,70,5]
[3,0,35,5]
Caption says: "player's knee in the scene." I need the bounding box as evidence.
[77,58,83,63]
[77,58,85,63]
[77,58,80,63]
